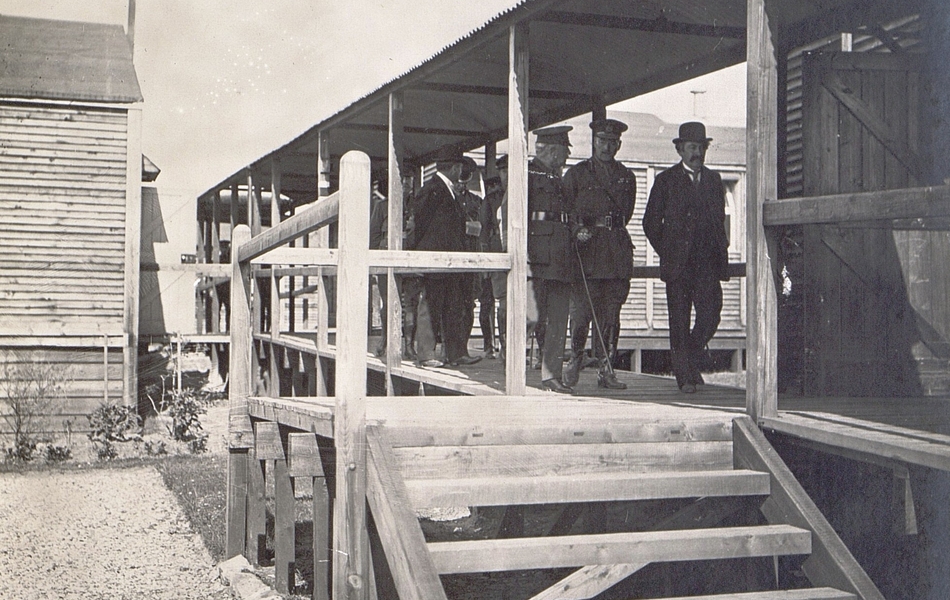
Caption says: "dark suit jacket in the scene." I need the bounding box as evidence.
[408,175,468,253]
[642,162,730,283]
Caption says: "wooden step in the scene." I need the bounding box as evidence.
[659,588,857,600]
[393,440,734,479]
[427,524,811,574]
[405,469,770,508]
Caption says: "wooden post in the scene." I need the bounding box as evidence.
[289,433,331,600]
[384,92,406,393]
[102,335,109,403]
[746,0,780,420]
[274,440,296,593]
[123,106,142,406]
[246,422,271,565]
[271,160,283,340]
[315,130,331,396]
[506,23,529,395]
[333,151,371,599]
[226,225,254,557]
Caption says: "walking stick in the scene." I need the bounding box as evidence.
[574,243,616,377]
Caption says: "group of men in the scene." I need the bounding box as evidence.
[399,118,730,395]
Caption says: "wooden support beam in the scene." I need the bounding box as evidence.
[763,185,950,226]
[745,0,780,420]
[245,445,267,566]
[123,107,142,406]
[365,427,448,600]
[732,417,885,600]
[412,81,590,101]
[287,433,330,600]
[274,452,296,593]
[385,92,406,394]
[226,449,249,559]
[237,193,340,263]
[506,23,529,395]
[332,151,372,599]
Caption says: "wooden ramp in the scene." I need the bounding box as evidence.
[248,394,883,599]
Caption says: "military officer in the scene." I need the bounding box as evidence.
[562,118,636,389]
[527,125,577,393]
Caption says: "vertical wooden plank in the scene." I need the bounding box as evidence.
[272,160,283,341]
[333,151,372,599]
[123,106,143,406]
[385,92,406,393]
[288,433,330,600]
[102,335,109,403]
[227,225,254,557]
[315,131,331,396]
[745,0,780,420]
[274,451,296,593]
[506,23,529,395]
[248,170,262,236]
[245,446,267,565]
[211,191,222,335]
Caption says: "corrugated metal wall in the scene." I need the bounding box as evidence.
[0,102,128,335]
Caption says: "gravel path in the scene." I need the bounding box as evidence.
[0,466,232,600]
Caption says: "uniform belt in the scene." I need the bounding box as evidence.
[530,211,571,224]
[579,214,617,229]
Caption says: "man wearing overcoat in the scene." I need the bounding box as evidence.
[527,125,576,393]
[642,121,730,393]
[409,148,482,367]
[562,118,635,390]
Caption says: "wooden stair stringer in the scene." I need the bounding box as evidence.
[733,416,886,600]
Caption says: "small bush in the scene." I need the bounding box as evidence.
[4,440,38,463]
[144,440,168,456]
[45,444,72,462]
[1,353,69,463]
[87,403,142,460]
[163,389,209,453]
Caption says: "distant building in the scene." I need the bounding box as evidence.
[0,14,144,435]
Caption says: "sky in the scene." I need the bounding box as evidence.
[0,0,746,193]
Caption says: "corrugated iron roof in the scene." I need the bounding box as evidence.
[0,14,142,103]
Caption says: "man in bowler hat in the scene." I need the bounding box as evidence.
[642,122,730,393]
[562,118,636,390]
[527,125,577,393]
[409,147,482,367]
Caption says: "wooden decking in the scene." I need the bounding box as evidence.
[332,334,950,474]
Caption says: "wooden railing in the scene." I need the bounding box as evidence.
[226,151,517,598]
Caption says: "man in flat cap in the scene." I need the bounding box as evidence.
[562,118,636,390]
[527,125,577,393]
[409,147,482,367]
[642,121,730,393]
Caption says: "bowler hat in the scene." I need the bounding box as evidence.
[673,121,712,144]
[533,125,573,146]
[590,118,628,139]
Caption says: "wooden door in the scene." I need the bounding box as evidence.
[800,51,950,396]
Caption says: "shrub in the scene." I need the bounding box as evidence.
[145,440,168,456]
[45,444,72,462]
[87,403,142,460]
[163,388,209,453]
[1,353,69,463]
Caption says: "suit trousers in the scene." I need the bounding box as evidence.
[665,273,723,386]
[422,273,473,363]
[530,278,571,382]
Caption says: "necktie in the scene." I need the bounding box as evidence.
[691,170,700,187]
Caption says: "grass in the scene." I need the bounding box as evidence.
[155,453,229,562]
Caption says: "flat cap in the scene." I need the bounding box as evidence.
[533,125,573,146]
[590,118,628,139]
[673,121,712,144]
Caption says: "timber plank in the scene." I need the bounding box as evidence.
[392,441,734,479]
[660,588,856,599]
[366,427,448,600]
[427,524,811,574]
[732,417,885,600]
[404,469,769,508]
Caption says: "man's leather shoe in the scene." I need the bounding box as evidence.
[450,355,482,366]
[418,358,444,368]
[597,372,627,390]
[679,383,697,394]
[541,379,573,394]
[581,354,601,369]
[563,356,582,387]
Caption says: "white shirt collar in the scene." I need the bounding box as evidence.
[435,171,456,199]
